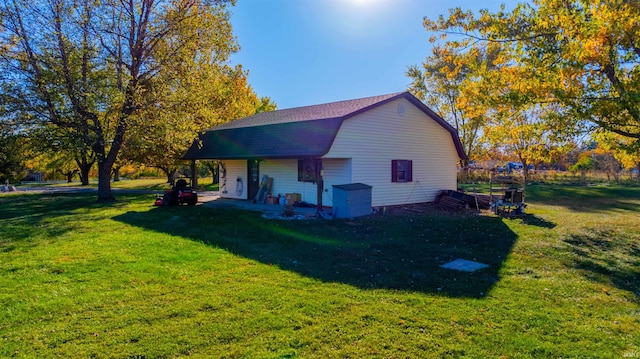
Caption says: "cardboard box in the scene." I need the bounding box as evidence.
[265,197,279,205]
[285,193,301,203]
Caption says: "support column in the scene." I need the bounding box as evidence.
[315,158,323,213]
[190,160,198,189]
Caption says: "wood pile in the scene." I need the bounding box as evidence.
[435,190,492,211]
[474,194,492,209]
[437,195,467,210]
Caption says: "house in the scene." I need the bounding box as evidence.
[182,91,467,210]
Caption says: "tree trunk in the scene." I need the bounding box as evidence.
[97,161,115,202]
[190,160,198,189]
[96,83,134,202]
[64,170,76,183]
[158,166,177,183]
[75,156,94,186]
[112,166,121,182]
[460,159,470,183]
[79,163,91,185]
[206,162,218,184]
[522,161,529,183]
[519,155,529,184]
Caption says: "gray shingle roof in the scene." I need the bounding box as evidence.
[210,92,404,130]
[183,118,343,160]
[183,92,467,161]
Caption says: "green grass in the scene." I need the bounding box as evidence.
[111,178,218,191]
[1,185,638,358]
[17,178,219,192]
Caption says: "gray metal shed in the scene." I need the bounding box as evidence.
[332,183,372,218]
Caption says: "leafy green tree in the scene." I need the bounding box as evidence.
[203,161,220,185]
[0,133,27,183]
[48,157,79,183]
[0,0,237,201]
[569,151,596,180]
[0,101,27,182]
[29,125,96,185]
[123,63,265,183]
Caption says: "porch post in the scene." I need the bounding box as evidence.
[190,160,198,189]
[315,158,323,213]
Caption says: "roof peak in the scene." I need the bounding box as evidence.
[281,91,406,112]
[211,91,409,131]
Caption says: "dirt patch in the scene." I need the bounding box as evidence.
[374,202,475,216]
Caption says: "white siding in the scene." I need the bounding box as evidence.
[258,158,352,207]
[259,159,303,200]
[323,97,459,207]
[320,158,352,207]
[219,160,247,199]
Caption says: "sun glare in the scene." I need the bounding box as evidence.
[315,0,393,43]
[348,0,384,7]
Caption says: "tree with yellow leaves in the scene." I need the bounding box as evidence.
[415,3,579,181]
[594,130,640,181]
[407,43,496,177]
[422,0,640,146]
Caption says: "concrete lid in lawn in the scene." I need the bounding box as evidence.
[440,259,489,272]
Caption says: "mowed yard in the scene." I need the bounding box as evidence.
[1,183,638,358]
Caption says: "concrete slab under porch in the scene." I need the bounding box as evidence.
[199,191,319,218]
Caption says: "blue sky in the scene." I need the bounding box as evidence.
[230,0,517,109]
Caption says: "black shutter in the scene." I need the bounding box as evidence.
[391,160,398,182]
[298,159,303,182]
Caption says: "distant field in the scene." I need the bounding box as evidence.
[460,168,640,188]
[0,184,638,358]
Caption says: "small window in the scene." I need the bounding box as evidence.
[392,160,413,183]
[298,158,317,183]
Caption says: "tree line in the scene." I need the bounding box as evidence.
[0,0,274,199]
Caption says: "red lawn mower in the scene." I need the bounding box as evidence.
[160,178,198,206]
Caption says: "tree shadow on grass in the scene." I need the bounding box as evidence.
[563,229,639,300]
[0,193,89,248]
[114,206,518,298]
[520,214,556,228]
[0,192,132,252]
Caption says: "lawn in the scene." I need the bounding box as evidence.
[0,184,638,358]
[17,178,219,192]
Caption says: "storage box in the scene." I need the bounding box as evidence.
[332,183,372,218]
[265,197,279,205]
[285,193,302,204]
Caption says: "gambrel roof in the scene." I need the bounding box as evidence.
[182,92,467,160]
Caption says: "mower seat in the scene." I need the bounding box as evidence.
[175,179,188,189]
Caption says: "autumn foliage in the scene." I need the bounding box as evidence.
[409,0,640,177]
